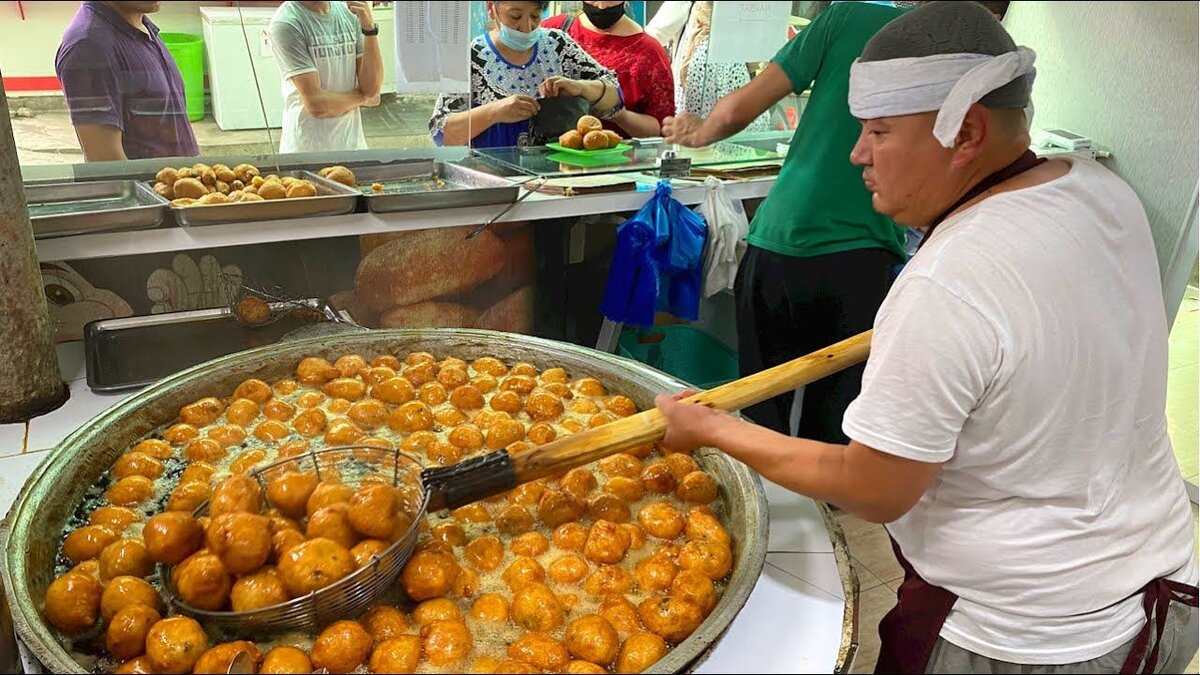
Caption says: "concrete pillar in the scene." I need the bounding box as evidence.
[0,71,68,422]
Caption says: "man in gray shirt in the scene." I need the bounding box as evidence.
[269,1,383,153]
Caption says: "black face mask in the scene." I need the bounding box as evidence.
[582,2,625,30]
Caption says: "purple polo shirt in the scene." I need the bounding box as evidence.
[55,1,199,160]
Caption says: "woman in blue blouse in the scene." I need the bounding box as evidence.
[430,0,624,148]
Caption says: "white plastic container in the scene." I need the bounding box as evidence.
[201,6,284,131]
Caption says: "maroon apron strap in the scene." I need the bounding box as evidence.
[873,537,960,675]
[1120,578,1200,674]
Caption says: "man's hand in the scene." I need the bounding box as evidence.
[662,112,706,147]
[346,1,375,30]
[538,76,586,99]
[491,94,540,123]
[654,391,737,454]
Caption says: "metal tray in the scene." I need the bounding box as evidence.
[25,180,168,239]
[166,171,359,227]
[356,161,519,213]
[83,299,340,391]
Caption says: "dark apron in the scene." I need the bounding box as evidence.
[873,151,1200,674]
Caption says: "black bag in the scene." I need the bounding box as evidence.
[526,13,590,145]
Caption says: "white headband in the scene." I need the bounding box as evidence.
[848,47,1037,147]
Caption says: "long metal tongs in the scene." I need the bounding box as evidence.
[465,175,549,239]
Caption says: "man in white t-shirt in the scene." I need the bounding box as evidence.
[268,1,383,153]
[654,2,1197,673]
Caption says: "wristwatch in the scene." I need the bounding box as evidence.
[362,24,379,36]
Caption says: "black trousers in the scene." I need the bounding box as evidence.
[735,245,901,443]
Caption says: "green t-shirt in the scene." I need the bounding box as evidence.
[747,2,907,260]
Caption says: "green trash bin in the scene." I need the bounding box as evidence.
[160,32,205,122]
[618,325,739,390]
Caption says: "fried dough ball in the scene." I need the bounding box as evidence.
[312,620,374,673]
[172,177,207,201]
[230,448,269,473]
[676,470,719,504]
[106,604,160,661]
[346,483,398,539]
[489,390,522,414]
[437,367,469,390]
[640,462,678,495]
[209,474,263,515]
[258,180,287,200]
[401,548,460,601]
[561,419,585,434]
[422,619,472,667]
[503,556,547,591]
[509,632,570,672]
[496,505,534,535]
[184,438,224,462]
[563,615,620,666]
[553,522,588,551]
[467,356,502,376]
[233,163,260,182]
[166,481,210,513]
[678,539,733,580]
[527,422,557,446]
[323,417,363,446]
[179,461,216,485]
[456,566,482,600]
[465,536,505,571]
[571,398,601,415]
[427,442,463,466]
[465,594,508,625]
[584,565,634,596]
[145,616,208,674]
[599,453,642,478]
[599,595,641,635]
[511,531,549,557]
[362,604,410,642]
[193,641,262,675]
[113,451,164,480]
[582,130,608,151]
[511,582,564,632]
[617,631,668,673]
[322,166,357,187]
[296,356,338,385]
[574,377,606,396]
[559,467,597,499]
[668,569,716,614]
[472,374,498,394]
[89,505,141,533]
[107,476,155,506]
[370,635,423,674]
[575,114,603,136]
[44,571,102,634]
[537,489,585,527]
[172,551,232,611]
[346,399,387,429]
[286,180,319,199]
[548,553,589,585]
[323,377,366,401]
[621,523,648,552]
[307,480,354,516]
[429,522,467,549]
[443,385,482,412]
[388,401,434,433]
[638,596,705,644]
[227,566,288,612]
[70,559,100,580]
[114,656,156,674]
[224,398,259,427]
[501,375,538,396]
[584,520,632,565]
[260,646,312,674]
[295,390,326,409]
[589,493,631,524]
[508,481,546,508]
[486,418,526,449]
[350,539,389,568]
[414,597,463,627]
[155,167,179,185]
[604,395,638,418]
[266,470,318,519]
[449,424,485,451]
[684,506,732,547]
[101,575,163,623]
[524,390,564,422]
[307,504,359,550]
[63,524,117,563]
[605,476,645,503]
[291,407,328,436]
[635,556,679,594]
[278,537,355,595]
[453,503,491,524]
[588,412,617,428]
[99,538,154,580]
[560,129,584,150]
[638,502,685,540]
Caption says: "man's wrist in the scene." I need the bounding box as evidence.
[362,23,379,36]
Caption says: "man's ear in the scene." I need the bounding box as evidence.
[950,103,990,168]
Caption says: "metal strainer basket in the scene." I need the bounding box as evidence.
[160,445,430,635]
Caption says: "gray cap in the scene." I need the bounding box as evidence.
[861,1,1032,109]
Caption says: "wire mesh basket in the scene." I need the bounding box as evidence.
[160,445,429,635]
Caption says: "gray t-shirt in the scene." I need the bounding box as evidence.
[269,1,366,153]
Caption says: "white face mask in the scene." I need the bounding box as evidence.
[498,23,542,51]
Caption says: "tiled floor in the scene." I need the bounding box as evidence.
[844,286,1200,674]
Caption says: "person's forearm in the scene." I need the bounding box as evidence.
[81,144,127,162]
[611,109,661,137]
[440,103,498,146]
[303,89,368,118]
[690,95,756,146]
[357,36,384,99]
[577,79,621,113]
[708,416,902,523]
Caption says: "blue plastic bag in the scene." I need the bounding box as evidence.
[600,181,709,327]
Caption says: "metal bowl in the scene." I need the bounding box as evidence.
[1,329,769,674]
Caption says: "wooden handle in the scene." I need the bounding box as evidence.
[509,330,873,483]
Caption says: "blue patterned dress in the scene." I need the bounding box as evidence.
[429,29,619,148]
